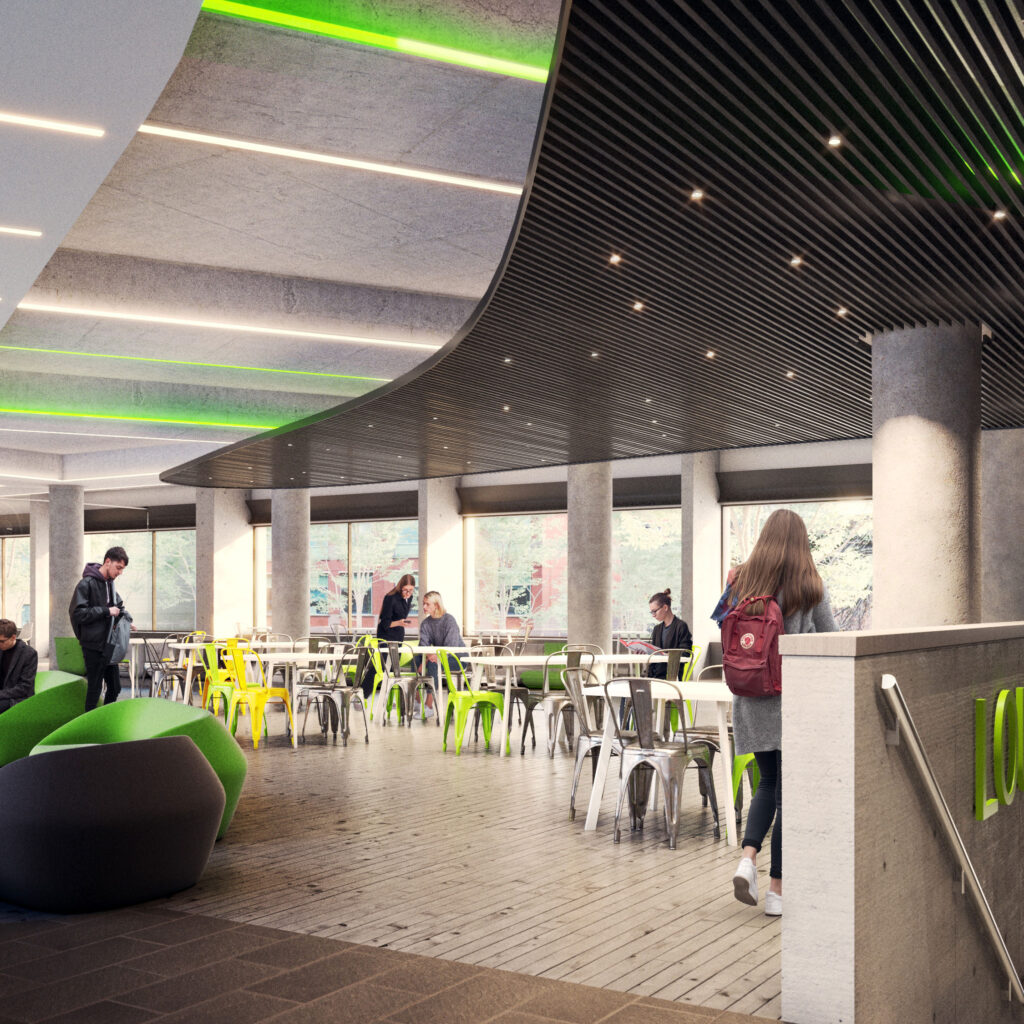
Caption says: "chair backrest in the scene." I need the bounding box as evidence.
[628,678,658,748]
[567,643,604,656]
[142,636,169,671]
[559,666,602,738]
[438,649,474,694]
[228,645,265,688]
[468,645,497,685]
[265,632,293,646]
[53,637,87,676]
[200,643,228,688]
[387,641,417,676]
[565,649,596,675]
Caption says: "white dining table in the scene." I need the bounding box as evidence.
[126,637,146,698]
[581,678,736,845]
[457,652,667,759]
[166,641,211,702]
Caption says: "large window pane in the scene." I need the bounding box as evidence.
[350,521,419,630]
[3,537,30,626]
[87,532,153,629]
[612,509,681,636]
[154,530,197,631]
[725,501,873,629]
[466,514,567,635]
[310,523,348,631]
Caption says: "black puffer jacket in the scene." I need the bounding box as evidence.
[69,564,129,652]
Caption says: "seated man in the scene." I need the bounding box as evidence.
[0,620,37,713]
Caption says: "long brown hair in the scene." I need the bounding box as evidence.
[387,573,416,597]
[732,509,823,615]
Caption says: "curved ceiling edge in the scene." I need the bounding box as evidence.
[166,0,1024,489]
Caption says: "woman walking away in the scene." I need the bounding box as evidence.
[724,509,835,918]
[360,574,415,697]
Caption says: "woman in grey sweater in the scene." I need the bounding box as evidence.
[727,509,836,918]
[417,591,466,715]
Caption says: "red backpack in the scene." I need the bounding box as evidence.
[721,594,785,698]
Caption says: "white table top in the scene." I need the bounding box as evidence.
[464,652,667,667]
[585,679,732,702]
[241,651,351,664]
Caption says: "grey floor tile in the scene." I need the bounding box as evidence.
[238,935,358,970]
[600,1004,721,1024]
[125,926,288,977]
[8,939,165,985]
[154,989,296,1024]
[125,915,239,947]
[246,949,394,1001]
[385,971,561,1024]
[2,965,162,1023]
[118,957,285,1013]
[0,944,62,970]
[488,1014,571,1024]
[28,914,161,953]
[267,980,425,1024]
[35,1001,157,1024]
[511,985,636,1023]
[371,955,484,995]
[636,998,719,1017]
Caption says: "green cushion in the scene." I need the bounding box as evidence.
[33,698,247,839]
[519,642,567,690]
[34,670,87,694]
[53,637,87,676]
[0,677,87,768]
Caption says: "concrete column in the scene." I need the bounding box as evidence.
[195,489,253,637]
[418,478,463,626]
[567,462,612,652]
[872,322,983,627]
[30,499,50,658]
[981,428,1024,622]
[271,489,310,640]
[47,485,84,646]
[681,452,721,665]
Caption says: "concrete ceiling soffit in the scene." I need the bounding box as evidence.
[0,0,202,332]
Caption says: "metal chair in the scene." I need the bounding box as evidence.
[544,645,602,756]
[142,636,189,700]
[606,677,698,850]
[439,650,507,755]
[382,642,439,726]
[298,643,368,744]
[563,664,631,821]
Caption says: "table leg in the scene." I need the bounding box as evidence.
[498,666,512,757]
[716,704,736,846]
[583,702,616,830]
[129,644,139,699]
[180,653,195,703]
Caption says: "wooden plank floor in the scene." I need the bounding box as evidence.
[165,707,781,1018]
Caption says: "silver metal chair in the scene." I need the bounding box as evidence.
[544,645,602,756]
[606,677,698,850]
[143,636,189,700]
[299,643,369,745]
[382,641,440,726]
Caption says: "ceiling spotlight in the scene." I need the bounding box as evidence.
[503,357,512,363]
[786,370,796,379]
[609,253,622,264]
[591,351,599,358]
[651,419,658,425]
[632,301,644,311]
[287,442,293,447]
[644,397,652,403]
[526,421,532,426]
[705,350,716,359]
[397,455,403,459]
[367,423,374,427]
[836,307,849,317]
[432,416,438,420]
[443,445,448,449]
[827,134,842,147]
[789,255,803,267]
[994,210,1008,221]
[661,433,667,438]
[690,188,704,200]
[502,405,510,412]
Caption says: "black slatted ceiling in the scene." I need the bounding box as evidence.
[165,0,1024,489]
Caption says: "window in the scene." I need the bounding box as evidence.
[612,508,681,635]
[87,531,153,628]
[465,514,567,634]
[350,520,419,629]
[724,501,873,629]
[2,537,30,626]
[309,523,348,629]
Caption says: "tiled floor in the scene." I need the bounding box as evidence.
[0,909,770,1023]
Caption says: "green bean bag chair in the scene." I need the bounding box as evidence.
[0,674,87,768]
[53,636,87,676]
[33,698,246,839]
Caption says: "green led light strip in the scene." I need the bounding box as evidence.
[0,344,389,384]
[200,0,549,82]
[0,408,276,430]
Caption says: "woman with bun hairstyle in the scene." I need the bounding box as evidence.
[647,588,692,679]
[360,574,415,696]
[726,508,835,918]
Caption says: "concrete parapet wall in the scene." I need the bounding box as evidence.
[782,624,1024,1024]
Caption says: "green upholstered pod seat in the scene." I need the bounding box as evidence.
[0,674,87,768]
[33,698,247,839]
[0,735,224,913]
[52,636,87,676]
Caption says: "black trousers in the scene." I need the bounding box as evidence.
[83,646,121,712]
[359,647,389,697]
[741,749,782,879]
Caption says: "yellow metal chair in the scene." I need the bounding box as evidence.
[224,645,294,749]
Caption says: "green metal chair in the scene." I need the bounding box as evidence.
[0,674,87,768]
[439,650,508,755]
[200,643,237,724]
[33,698,247,839]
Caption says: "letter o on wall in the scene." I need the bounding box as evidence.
[994,688,1018,805]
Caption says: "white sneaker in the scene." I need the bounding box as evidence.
[765,891,782,916]
[732,857,758,906]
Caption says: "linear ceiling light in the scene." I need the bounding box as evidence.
[137,124,523,196]
[0,110,104,137]
[0,426,231,444]
[0,408,274,430]
[0,344,390,383]
[16,302,440,351]
[200,0,549,83]
[0,226,43,238]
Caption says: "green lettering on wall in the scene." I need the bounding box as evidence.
[975,698,999,820]
[994,689,1017,805]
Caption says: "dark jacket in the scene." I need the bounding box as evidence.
[376,592,411,643]
[648,616,693,679]
[69,564,129,653]
[0,638,37,712]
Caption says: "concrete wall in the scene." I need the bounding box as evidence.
[783,624,1024,1023]
[419,477,463,626]
[195,489,253,636]
[681,452,721,669]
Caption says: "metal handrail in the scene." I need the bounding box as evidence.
[880,673,1024,1003]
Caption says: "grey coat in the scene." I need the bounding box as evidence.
[731,590,836,755]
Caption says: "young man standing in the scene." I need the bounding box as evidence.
[0,620,37,712]
[69,546,133,712]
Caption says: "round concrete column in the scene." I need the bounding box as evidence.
[271,489,310,640]
[567,463,612,652]
[47,485,84,647]
[872,322,982,627]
